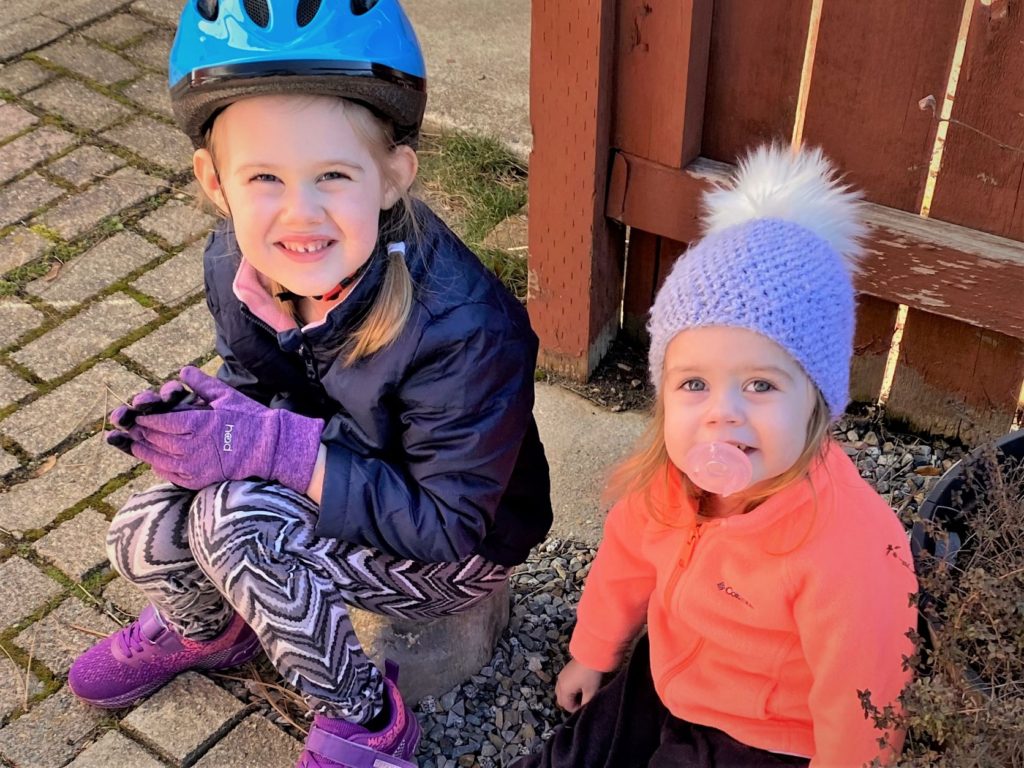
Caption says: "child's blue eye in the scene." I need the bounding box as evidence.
[251,173,279,183]
[319,171,352,182]
[746,379,775,393]
[680,379,706,392]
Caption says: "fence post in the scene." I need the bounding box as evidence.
[527,0,624,380]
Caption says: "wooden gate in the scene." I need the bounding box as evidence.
[528,0,1024,444]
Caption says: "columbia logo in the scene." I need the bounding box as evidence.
[717,580,754,609]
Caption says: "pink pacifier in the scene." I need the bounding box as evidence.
[683,442,753,497]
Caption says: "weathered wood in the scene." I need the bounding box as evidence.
[928,0,1024,239]
[886,310,1024,442]
[850,295,899,405]
[606,155,1024,339]
[701,0,811,162]
[802,1,961,211]
[612,0,712,168]
[528,0,625,380]
[622,229,688,340]
[606,151,705,247]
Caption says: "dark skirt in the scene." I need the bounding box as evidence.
[512,635,811,768]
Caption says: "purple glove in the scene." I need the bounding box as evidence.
[115,366,324,493]
[107,380,199,454]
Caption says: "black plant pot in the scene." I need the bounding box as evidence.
[909,427,1024,697]
[912,428,1024,565]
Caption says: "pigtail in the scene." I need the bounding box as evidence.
[343,234,414,365]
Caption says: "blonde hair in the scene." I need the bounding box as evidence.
[202,97,420,366]
[605,386,832,527]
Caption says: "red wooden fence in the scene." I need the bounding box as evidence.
[528,0,1024,444]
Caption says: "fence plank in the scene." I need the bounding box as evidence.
[802,1,962,211]
[886,310,1024,442]
[622,229,688,340]
[850,295,899,405]
[528,0,624,379]
[701,0,811,163]
[928,0,1024,239]
[607,156,1024,340]
[613,0,712,168]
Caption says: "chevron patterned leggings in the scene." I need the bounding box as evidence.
[106,480,510,723]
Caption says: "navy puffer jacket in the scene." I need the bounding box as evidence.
[203,203,552,566]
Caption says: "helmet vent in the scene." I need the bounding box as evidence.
[197,0,219,20]
[243,0,270,27]
[350,0,380,15]
[297,0,322,26]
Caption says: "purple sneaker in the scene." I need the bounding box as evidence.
[68,605,262,708]
[297,661,421,768]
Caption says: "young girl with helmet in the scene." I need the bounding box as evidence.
[67,2,552,766]
[514,146,918,768]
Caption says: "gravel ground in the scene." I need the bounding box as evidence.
[215,412,963,766]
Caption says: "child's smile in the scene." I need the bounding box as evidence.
[275,236,338,264]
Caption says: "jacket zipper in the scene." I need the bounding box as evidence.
[659,521,717,690]
[241,304,322,386]
[665,523,703,601]
[298,342,320,385]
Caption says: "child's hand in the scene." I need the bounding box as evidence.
[109,366,324,494]
[555,658,603,713]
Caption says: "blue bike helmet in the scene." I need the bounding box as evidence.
[169,0,427,147]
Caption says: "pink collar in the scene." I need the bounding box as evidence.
[231,260,299,334]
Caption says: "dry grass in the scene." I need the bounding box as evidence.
[864,447,1024,767]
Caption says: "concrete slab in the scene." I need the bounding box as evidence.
[0,687,103,768]
[0,126,76,186]
[192,715,302,768]
[534,382,648,547]
[404,0,531,157]
[0,229,52,278]
[0,557,62,632]
[0,361,147,455]
[0,297,44,346]
[0,435,138,533]
[13,294,157,379]
[32,508,113,581]
[0,657,43,723]
[38,166,167,240]
[0,365,33,409]
[67,730,167,768]
[27,232,164,305]
[48,145,126,188]
[132,241,204,305]
[122,672,246,766]
[13,596,120,676]
[0,173,64,229]
[123,301,215,379]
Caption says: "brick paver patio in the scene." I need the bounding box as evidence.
[0,2,306,765]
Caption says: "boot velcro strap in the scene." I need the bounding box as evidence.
[305,725,416,768]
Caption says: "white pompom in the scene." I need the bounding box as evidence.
[702,144,866,273]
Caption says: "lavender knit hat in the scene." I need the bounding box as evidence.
[647,144,866,420]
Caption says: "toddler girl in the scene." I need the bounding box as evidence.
[68,2,551,766]
[518,145,917,768]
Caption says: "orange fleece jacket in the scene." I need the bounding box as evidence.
[569,441,917,767]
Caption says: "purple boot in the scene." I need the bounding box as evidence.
[297,661,421,768]
[68,604,262,708]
